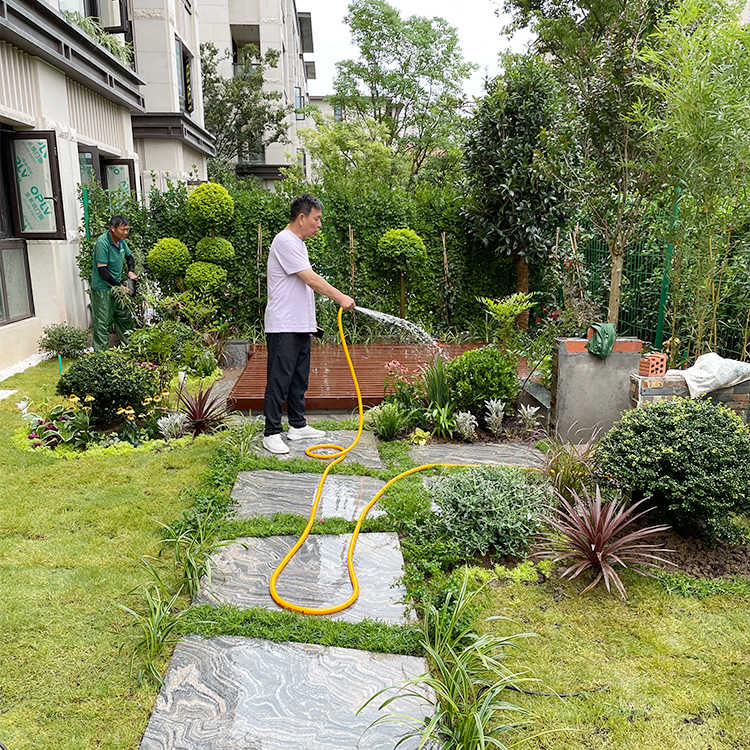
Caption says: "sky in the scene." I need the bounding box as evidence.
[299,0,535,100]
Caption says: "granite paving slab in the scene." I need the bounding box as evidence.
[195,532,411,624]
[267,429,383,468]
[140,636,431,750]
[232,470,386,521]
[410,442,544,468]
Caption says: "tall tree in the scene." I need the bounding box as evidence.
[502,0,668,327]
[331,0,476,180]
[463,55,569,326]
[200,42,291,167]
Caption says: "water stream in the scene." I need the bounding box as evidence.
[353,306,439,348]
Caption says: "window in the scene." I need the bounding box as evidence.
[102,159,136,193]
[0,240,34,325]
[295,87,305,121]
[175,37,194,113]
[3,131,66,240]
[78,144,101,186]
[59,0,128,34]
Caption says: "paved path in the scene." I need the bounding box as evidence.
[142,436,541,748]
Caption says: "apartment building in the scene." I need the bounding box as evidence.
[198,0,315,184]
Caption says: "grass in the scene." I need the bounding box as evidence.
[0,360,214,750]
[479,563,750,749]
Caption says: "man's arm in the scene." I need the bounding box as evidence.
[96,263,120,287]
[296,268,355,309]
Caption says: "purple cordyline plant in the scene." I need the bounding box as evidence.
[534,485,675,599]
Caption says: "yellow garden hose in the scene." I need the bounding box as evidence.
[269,306,471,616]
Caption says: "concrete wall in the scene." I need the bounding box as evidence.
[550,337,643,440]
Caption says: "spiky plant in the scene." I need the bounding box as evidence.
[176,382,232,435]
[534,486,674,598]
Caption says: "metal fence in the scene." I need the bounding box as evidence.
[581,234,750,361]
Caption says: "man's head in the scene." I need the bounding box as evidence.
[109,215,130,243]
[289,194,323,240]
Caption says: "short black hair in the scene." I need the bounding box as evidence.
[290,194,323,222]
[109,215,130,228]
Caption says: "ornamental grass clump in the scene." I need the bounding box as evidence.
[534,486,674,599]
[597,398,750,541]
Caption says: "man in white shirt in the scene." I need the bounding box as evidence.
[263,194,356,454]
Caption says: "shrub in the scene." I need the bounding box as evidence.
[370,402,409,439]
[147,238,190,281]
[186,183,234,235]
[597,398,750,541]
[534,486,673,598]
[184,261,227,296]
[195,237,235,268]
[124,320,200,372]
[429,465,547,558]
[37,323,89,359]
[56,351,157,424]
[446,346,519,416]
[376,228,428,276]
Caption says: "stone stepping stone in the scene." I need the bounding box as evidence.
[195,533,411,625]
[139,636,431,750]
[232,470,386,521]
[267,429,383,468]
[410,442,544,469]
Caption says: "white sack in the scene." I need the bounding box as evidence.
[666,352,750,398]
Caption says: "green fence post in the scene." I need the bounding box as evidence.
[82,186,90,242]
[655,187,681,350]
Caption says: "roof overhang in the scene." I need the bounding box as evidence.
[131,113,216,158]
[298,11,313,54]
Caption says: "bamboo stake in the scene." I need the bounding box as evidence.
[257,223,263,319]
[349,224,355,295]
[441,231,449,325]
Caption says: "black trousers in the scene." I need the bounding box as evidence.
[264,332,311,436]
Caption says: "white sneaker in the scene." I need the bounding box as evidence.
[263,434,290,454]
[287,424,326,441]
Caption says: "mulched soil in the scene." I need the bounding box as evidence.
[655,528,750,579]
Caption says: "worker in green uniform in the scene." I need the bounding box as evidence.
[90,214,137,351]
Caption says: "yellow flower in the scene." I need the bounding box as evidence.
[116,407,126,415]
[68,395,80,403]
[125,406,134,413]
[127,414,135,421]
[161,389,169,396]
[143,396,152,404]
[138,413,145,418]
[153,395,162,403]
[84,395,95,402]
[83,406,91,412]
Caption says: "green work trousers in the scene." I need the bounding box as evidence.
[90,288,134,351]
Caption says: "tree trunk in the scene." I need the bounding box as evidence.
[516,256,530,330]
[608,252,624,329]
[400,273,406,320]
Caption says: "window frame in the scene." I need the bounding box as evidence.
[0,238,35,327]
[102,159,137,193]
[175,37,194,114]
[294,86,305,121]
[77,143,102,186]
[4,131,67,241]
[98,0,129,35]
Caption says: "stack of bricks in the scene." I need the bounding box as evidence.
[630,373,750,422]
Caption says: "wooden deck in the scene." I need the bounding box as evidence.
[228,343,483,411]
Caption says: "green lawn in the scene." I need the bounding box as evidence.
[0,361,214,750]
[481,565,750,750]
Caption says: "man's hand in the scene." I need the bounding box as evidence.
[127,271,138,280]
[338,294,356,310]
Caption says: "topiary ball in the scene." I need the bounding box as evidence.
[147,238,190,281]
[187,183,234,235]
[195,237,235,268]
[377,228,427,276]
[597,397,750,542]
[184,261,228,296]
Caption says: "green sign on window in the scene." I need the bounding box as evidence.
[13,139,57,234]
[106,164,131,193]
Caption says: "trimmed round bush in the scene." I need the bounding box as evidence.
[187,183,234,234]
[429,465,546,557]
[446,345,519,416]
[147,238,190,281]
[184,261,228,296]
[195,237,235,268]
[56,351,157,424]
[376,228,427,276]
[597,398,750,541]
[38,323,89,359]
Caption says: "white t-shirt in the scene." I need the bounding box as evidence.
[264,228,316,333]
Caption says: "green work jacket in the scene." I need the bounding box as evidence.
[91,231,131,291]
